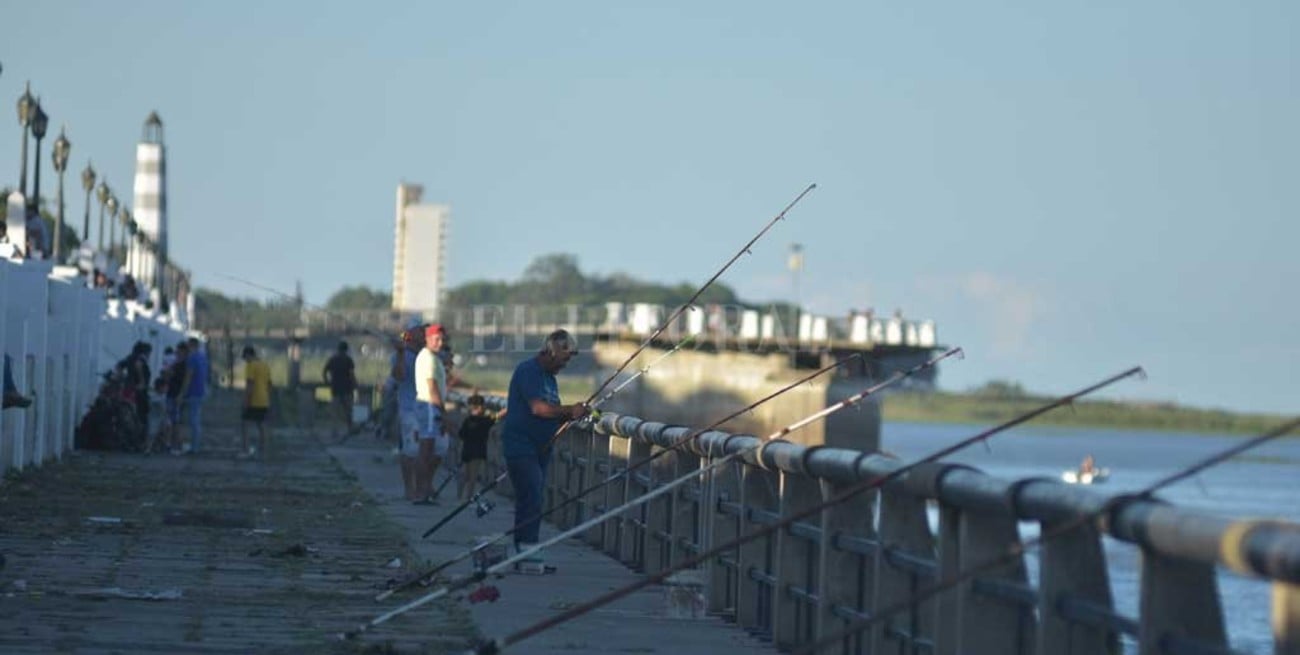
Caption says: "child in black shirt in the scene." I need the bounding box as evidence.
[457,395,495,500]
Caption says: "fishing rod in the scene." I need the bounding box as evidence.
[215,272,401,344]
[415,333,699,540]
[348,347,960,638]
[467,366,1144,654]
[419,184,817,541]
[797,414,1300,654]
[377,350,858,602]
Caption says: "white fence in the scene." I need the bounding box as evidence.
[1,257,188,475]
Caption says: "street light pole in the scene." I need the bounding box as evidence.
[30,100,48,214]
[16,82,34,198]
[80,161,96,242]
[105,193,118,264]
[96,180,109,251]
[52,127,71,261]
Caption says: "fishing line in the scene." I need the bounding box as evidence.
[350,347,961,639]
[377,351,858,602]
[797,415,1300,653]
[420,184,816,540]
[469,366,1143,654]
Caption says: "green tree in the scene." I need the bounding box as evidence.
[325,285,392,311]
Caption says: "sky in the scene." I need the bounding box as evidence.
[4,1,1296,413]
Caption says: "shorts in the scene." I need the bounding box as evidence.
[399,409,420,458]
[242,407,268,423]
[416,403,449,457]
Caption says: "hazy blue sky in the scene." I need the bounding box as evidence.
[4,1,1296,413]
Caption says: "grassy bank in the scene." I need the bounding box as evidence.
[881,391,1287,435]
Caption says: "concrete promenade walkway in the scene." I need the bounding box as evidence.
[331,438,774,655]
[0,390,774,654]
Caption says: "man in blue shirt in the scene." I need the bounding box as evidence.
[502,329,588,558]
[180,337,210,453]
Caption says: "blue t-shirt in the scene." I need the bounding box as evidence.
[185,350,209,399]
[391,349,419,412]
[502,357,561,458]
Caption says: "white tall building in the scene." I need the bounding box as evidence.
[392,183,448,318]
[130,112,166,304]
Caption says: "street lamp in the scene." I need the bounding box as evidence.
[105,193,118,263]
[95,180,109,251]
[80,161,96,242]
[30,100,48,213]
[16,82,34,198]
[52,127,71,261]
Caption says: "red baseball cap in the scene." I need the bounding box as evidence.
[425,324,446,339]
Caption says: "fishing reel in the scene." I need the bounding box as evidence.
[475,498,495,518]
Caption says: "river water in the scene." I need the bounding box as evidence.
[881,421,1300,654]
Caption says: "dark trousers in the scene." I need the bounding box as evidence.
[505,452,551,546]
[3,355,16,396]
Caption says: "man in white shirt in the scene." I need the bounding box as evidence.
[413,324,449,504]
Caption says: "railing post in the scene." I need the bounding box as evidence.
[621,437,652,570]
[671,449,701,567]
[953,511,1036,654]
[604,433,631,558]
[815,475,878,652]
[644,444,677,572]
[584,426,609,547]
[1276,583,1300,655]
[705,457,743,617]
[871,480,937,653]
[1037,520,1116,654]
[774,471,822,649]
[1138,551,1226,655]
[737,462,780,637]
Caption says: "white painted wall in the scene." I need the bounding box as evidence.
[1,256,188,475]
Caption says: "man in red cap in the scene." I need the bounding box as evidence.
[412,324,450,504]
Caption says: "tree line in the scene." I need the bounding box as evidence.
[194,253,748,330]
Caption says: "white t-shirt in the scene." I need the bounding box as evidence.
[414,348,446,405]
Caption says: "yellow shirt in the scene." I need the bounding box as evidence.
[245,359,272,408]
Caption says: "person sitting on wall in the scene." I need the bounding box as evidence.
[3,355,33,409]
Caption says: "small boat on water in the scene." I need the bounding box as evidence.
[1061,468,1110,485]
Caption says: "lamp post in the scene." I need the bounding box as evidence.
[52,127,71,261]
[30,100,48,213]
[122,210,135,278]
[95,180,109,251]
[16,82,34,198]
[105,193,118,264]
[80,161,96,242]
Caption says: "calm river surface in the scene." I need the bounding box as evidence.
[882,421,1300,654]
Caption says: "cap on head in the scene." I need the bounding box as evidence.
[425,324,446,340]
[542,329,577,357]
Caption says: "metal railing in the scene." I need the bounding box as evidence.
[517,410,1299,655]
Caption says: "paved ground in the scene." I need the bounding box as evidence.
[0,390,773,654]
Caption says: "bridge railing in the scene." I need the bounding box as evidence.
[1,258,188,475]
[523,410,1300,655]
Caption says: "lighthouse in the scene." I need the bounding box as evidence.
[131,112,167,308]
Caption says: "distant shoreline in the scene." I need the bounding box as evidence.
[880,391,1290,437]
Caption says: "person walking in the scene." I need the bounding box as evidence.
[501,329,587,561]
[240,346,273,458]
[163,342,189,454]
[323,341,357,436]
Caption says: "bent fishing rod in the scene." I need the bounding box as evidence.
[349,347,960,638]
[797,413,1300,654]
[468,365,1144,654]
[378,351,857,601]
[419,183,817,540]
